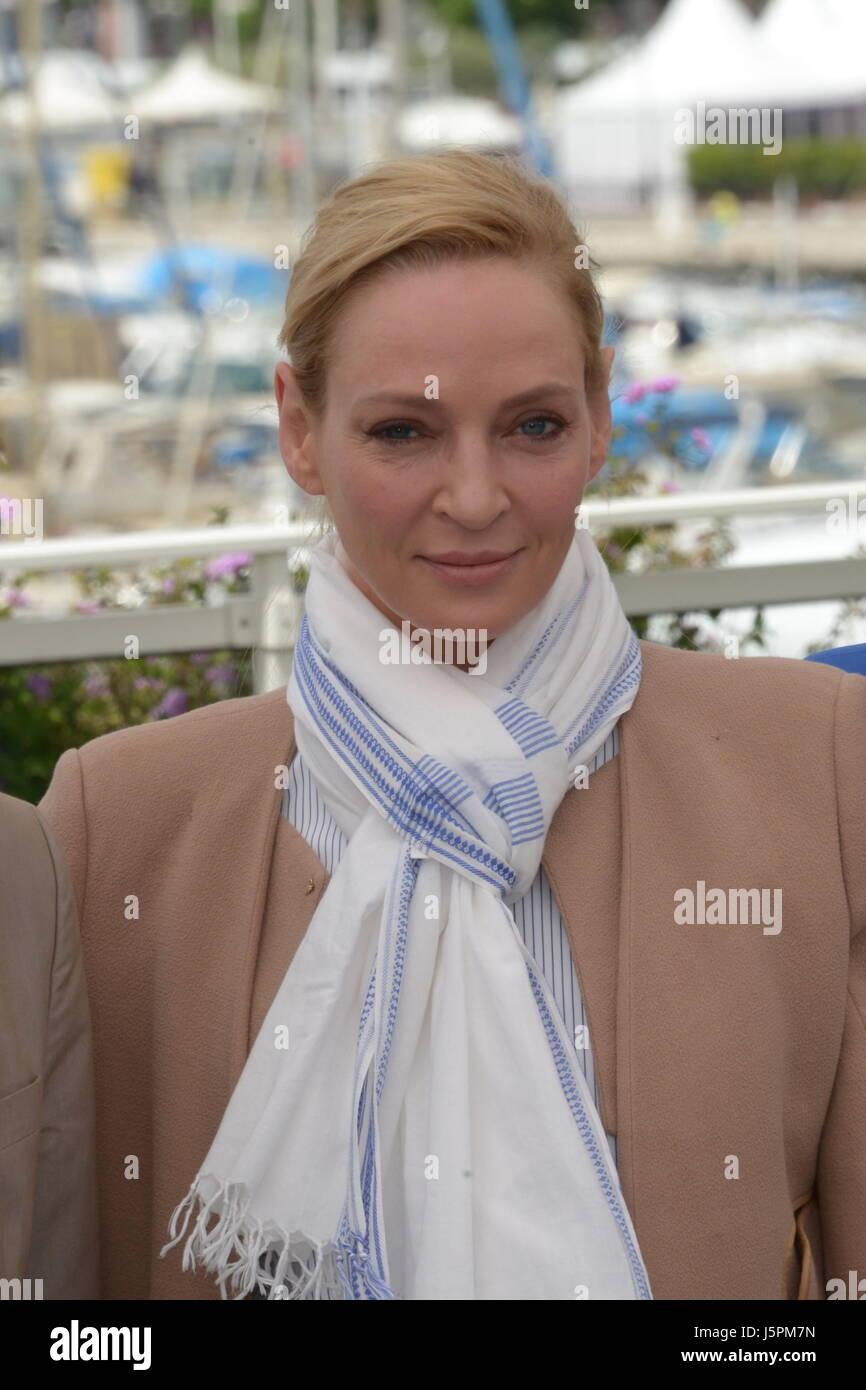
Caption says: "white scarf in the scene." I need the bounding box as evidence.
[161,526,651,1300]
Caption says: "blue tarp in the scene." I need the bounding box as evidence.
[134,245,290,313]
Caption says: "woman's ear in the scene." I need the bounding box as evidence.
[274,362,326,497]
[587,346,615,481]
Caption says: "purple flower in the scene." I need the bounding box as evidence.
[133,675,163,692]
[151,687,187,719]
[25,673,51,700]
[3,588,30,608]
[690,427,713,453]
[189,652,212,664]
[623,382,648,404]
[646,375,680,394]
[73,599,101,614]
[205,664,235,687]
[205,552,252,582]
[162,577,176,595]
[660,479,682,494]
[84,673,110,698]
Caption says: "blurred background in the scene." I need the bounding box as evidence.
[4,0,866,799]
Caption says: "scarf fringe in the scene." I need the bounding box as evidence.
[160,1176,395,1300]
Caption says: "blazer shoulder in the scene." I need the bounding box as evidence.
[40,687,295,856]
[636,636,854,721]
[72,685,293,777]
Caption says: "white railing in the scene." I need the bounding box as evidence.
[2,483,866,692]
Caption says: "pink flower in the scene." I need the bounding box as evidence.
[205,552,252,582]
[623,382,648,404]
[73,599,101,614]
[162,577,176,594]
[646,375,680,393]
[3,588,30,608]
[690,427,713,453]
[660,480,682,494]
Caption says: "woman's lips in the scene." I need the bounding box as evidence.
[418,550,523,585]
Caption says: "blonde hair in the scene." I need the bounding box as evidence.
[277,150,607,537]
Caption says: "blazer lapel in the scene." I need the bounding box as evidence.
[540,637,657,1218]
[541,754,622,1139]
[249,719,333,1051]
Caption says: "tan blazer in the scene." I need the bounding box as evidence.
[37,639,866,1301]
[0,792,99,1298]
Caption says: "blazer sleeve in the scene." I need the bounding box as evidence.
[32,754,100,1298]
[816,668,866,1292]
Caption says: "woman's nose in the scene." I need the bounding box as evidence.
[431,436,510,525]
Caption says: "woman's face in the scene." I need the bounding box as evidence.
[275,257,614,644]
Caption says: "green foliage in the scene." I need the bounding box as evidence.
[429,0,594,33]
[0,509,255,804]
[447,25,500,97]
[0,650,254,805]
[688,138,866,200]
[585,387,769,655]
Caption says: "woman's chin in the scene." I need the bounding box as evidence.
[395,595,511,638]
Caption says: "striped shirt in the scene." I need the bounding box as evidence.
[281,727,620,1169]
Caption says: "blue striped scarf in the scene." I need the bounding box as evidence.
[161,527,650,1300]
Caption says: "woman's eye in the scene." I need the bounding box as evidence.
[370,422,420,445]
[368,415,566,445]
[517,414,564,440]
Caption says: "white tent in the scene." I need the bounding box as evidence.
[0,50,123,132]
[554,0,829,211]
[556,0,756,211]
[824,0,866,44]
[399,96,522,153]
[758,0,866,104]
[560,0,769,111]
[130,45,281,124]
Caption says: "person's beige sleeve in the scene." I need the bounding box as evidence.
[816,668,866,1293]
[31,805,99,1297]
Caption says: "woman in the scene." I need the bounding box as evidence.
[40,151,866,1301]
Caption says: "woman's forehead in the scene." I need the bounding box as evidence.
[324,267,586,401]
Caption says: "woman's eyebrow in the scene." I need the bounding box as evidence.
[354,382,579,409]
